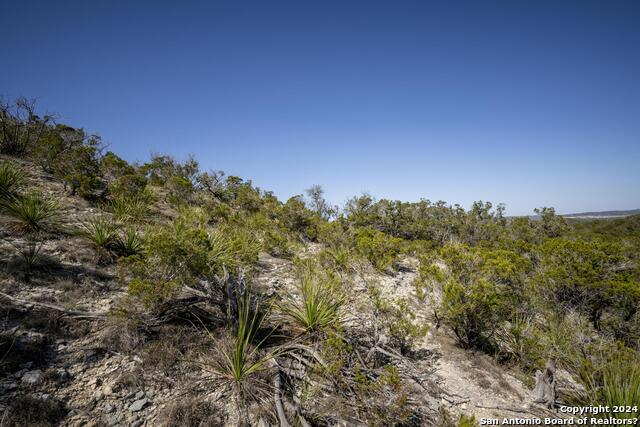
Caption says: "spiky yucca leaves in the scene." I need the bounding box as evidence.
[601,355,640,419]
[1,193,59,233]
[11,239,44,269]
[318,245,352,273]
[279,265,345,334]
[114,226,144,257]
[0,161,25,199]
[203,294,281,418]
[109,193,151,222]
[79,216,121,248]
[578,347,640,420]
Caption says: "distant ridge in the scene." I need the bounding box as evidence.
[562,209,640,219]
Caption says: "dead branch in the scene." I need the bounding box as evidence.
[0,291,107,319]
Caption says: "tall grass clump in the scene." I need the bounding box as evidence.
[1,192,59,233]
[279,265,344,334]
[0,161,25,199]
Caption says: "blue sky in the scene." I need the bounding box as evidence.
[2,0,639,215]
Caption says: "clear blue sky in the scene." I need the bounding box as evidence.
[2,1,639,215]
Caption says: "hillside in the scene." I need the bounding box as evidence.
[562,209,640,219]
[0,156,559,426]
[1,104,639,426]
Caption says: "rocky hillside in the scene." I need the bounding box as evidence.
[0,157,563,426]
[1,104,639,426]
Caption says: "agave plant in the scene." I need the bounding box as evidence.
[0,161,25,200]
[79,216,121,248]
[1,192,59,233]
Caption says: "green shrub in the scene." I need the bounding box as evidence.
[1,192,59,233]
[128,277,180,308]
[413,253,445,300]
[316,219,351,247]
[318,245,352,273]
[352,364,414,425]
[0,160,25,199]
[534,206,568,238]
[369,286,428,353]
[280,195,318,240]
[124,208,259,307]
[441,277,506,350]
[535,238,640,333]
[263,228,294,259]
[354,227,402,271]
[210,224,260,271]
[35,125,104,197]
[438,407,479,427]
[433,243,532,350]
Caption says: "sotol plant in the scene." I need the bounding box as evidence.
[1,192,59,233]
[79,216,121,248]
[11,239,45,269]
[0,161,25,199]
[279,265,344,334]
[114,226,144,257]
[203,293,282,418]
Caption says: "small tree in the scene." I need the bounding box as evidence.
[0,98,53,155]
[534,207,568,238]
[305,184,334,220]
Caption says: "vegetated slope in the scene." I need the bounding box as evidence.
[0,158,547,426]
[1,100,639,426]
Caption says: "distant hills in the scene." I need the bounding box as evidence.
[562,209,640,219]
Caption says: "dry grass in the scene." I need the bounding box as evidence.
[2,395,67,427]
[0,330,50,376]
[142,325,209,377]
[157,397,226,426]
[98,315,145,354]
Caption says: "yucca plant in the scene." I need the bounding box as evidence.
[79,216,121,248]
[12,239,44,269]
[0,161,25,200]
[114,226,144,256]
[1,193,59,233]
[575,345,640,419]
[279,267,344,334]
[320,245,352,272]
[203,293,281,416]
[600,352,640,419]
[110,194,150,222]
